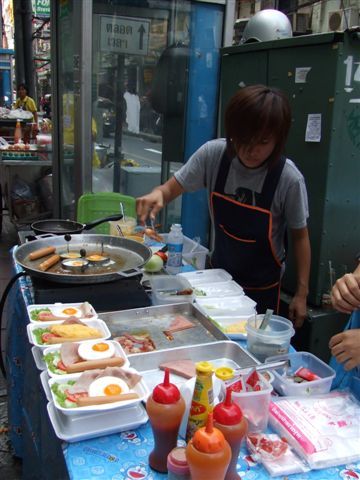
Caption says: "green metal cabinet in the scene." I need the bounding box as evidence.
[220,32,360,306]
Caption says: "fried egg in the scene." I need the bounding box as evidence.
[78,340,115,360]
[86,254,108,262]
[50,306,82,317]
[88,376,129,397]
[60,252,82,259]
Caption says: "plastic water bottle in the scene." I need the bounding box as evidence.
[166,224,183,274]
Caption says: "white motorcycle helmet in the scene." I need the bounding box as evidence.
[241,9,293,43]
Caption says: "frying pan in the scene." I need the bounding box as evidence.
[14,234,152,284]
[31,214,123,235]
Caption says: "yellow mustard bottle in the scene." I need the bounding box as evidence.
[186,361,214,441]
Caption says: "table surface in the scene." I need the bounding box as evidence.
[6,251,360,480]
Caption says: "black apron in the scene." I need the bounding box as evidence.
[210,151,286,314]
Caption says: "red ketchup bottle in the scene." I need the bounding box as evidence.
[186,412,232,480]
[146,368,185,473]
[213,388,248,480]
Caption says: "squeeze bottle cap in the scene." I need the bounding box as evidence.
[215,366,234,381]
[195,361,213,374]
[192,413,227,453]
[152,368,181,404]
[213,388,243,425]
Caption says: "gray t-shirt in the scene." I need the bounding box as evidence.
[174,138,309,262]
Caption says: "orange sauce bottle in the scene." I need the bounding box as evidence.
[186,412,231,480]
[146,368,185,473]
[213,388,248,480]
[14,120,22,144]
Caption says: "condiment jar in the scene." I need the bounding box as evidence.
[186,412,231,480]
[213,388,248,480]
[186,361,214,441]
[167,447,191,480]
[146,368,185,473]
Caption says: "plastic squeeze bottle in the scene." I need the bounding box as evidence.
[213,388,248,480]
[186,361,214,441]
[14,120,22,144]
[186,412,232,480]
[146,368,185,473]
[166,223,183,274]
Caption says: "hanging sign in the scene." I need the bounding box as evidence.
[100,15,150,56]
[32,0,50,17]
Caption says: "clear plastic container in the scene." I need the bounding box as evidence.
[192,281,244,298]
[150,275,193,305]
[161,234,209,270]
[195,295,256,318]
[223,378,273,433]
[246,314,295,363]
[265,351,336,396]
[179,269,231,286]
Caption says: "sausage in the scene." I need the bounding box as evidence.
[65,356,125,374]
[38,254,61,272]
[76,392,139,407]
[45,335,102,345]
[29,246,56,261]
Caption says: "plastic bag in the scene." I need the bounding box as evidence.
[11,175,34,200]
[246,433,310,476]
[269,390,360,469]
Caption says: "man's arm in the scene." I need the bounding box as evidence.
[288,226,311,328]
[136,176,185,224]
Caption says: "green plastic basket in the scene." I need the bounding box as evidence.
[77,192,136,234]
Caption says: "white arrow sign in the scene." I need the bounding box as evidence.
[100,15,150,55]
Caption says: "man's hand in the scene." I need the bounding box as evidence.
[331,272,360,314]
[136,189,164,225]
[289,293,307,328]
[329,329,360,371]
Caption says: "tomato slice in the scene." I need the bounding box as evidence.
[65,390,88,403]
[57,360,67,371]
[41,332,58,343]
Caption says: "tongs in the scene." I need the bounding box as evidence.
[225,359,290,387]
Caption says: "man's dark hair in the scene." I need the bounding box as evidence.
[225,84,292,167]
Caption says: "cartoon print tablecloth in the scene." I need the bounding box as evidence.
[64,422,360,480]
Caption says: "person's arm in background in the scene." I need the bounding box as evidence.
[330,262,360,313]
[136,176,185,224]
[329,262,360,371]
[288,226,311,328]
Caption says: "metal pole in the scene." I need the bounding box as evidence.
[22,0,35,97]
[113,54,124,192]
[13,0,26,86]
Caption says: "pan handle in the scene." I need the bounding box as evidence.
[82,214,124,231]
[116,267,142,278]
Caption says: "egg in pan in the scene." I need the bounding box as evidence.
[78,340,115,360]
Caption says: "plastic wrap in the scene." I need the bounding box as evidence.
[269,390,360,469]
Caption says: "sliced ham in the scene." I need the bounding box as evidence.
[165,315,195,334]
[66,367,142,394]
[66,369,103,394]
[100,366,142,388]
[60,342,82,367]
[62,317,87,325]
[159,359,196,379]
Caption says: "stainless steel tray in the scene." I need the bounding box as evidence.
[100,302,228,352]
[129,340,258,392]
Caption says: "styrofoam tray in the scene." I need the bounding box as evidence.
[43,340,130,378]
[27,318,111,349]
[47,400,148,442]
[178,269,232,286]
[193,281,244,298]
[27,302,97,323]
[195,295,256,318]
[47,368,150,415]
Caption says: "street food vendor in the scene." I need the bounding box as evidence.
[137,85,311,327]
[14,83,38,124]
[329,259,360,399]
